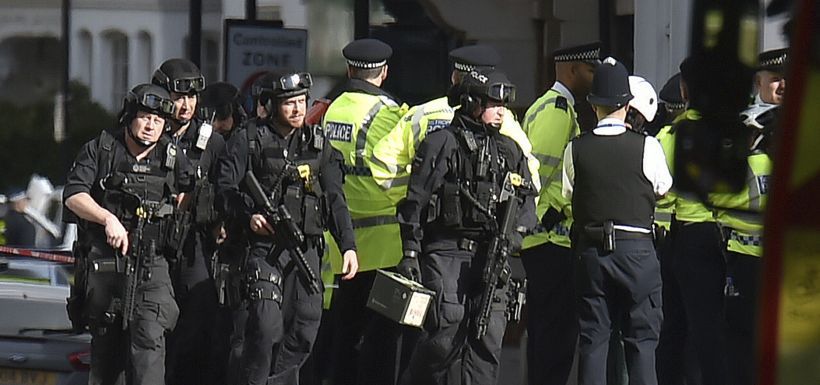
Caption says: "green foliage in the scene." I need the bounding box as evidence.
[0,81,112,191]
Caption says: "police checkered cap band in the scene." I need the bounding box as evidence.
[454,62,475,72]
[760,53,787,68]
[347,59,387,69]
[555,47,601,62]
[664,101,686,110]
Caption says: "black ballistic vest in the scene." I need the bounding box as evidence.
[90,134,177,242]
[571,129,655,230]
[433,121,514,234]
[247,120,327,236]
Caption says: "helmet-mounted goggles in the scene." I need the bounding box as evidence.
[255,72,313,98]
[484,82,516,104]
[153,68,205,94]
[169,76,205,94]
[133,91,176,117]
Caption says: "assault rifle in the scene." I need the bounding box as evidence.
[120,202,172,330]
[244,170,322,295]
[474,172,530,339]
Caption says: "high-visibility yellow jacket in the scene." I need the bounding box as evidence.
[521,88,579,249]
[370,96,540,204]
[711,153,771,257]
[655,125,677,230]
[322,87,409,273]
[671,109,716,223]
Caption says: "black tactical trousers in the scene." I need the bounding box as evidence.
[401,242,508,385]
[239,243,322,385]
[724,251,760,385]
[664,222,728,385]
[167,233,229,385]
[576,237,662,385]
[86,252,179,385]
[520,242,578,385]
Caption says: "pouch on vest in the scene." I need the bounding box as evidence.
[426,194,439,223]
[469,181,494,224]
[302,194,324,236]
[66,241,89,332]
[194,179,216,225]
[441,183,462,227]
[283,185,304,226]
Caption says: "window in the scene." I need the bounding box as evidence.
[103,31,128,110]
[136,31,153,83]
[76,30,92,87]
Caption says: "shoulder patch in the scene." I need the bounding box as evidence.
[555,96,568,111]
[325,121,353,142]
[427,119,450,133]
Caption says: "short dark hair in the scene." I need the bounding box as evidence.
[349,65,384,81]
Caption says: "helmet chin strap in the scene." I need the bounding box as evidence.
[127,125,155,148]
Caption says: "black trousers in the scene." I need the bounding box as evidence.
[576,237,662,385]
[725,251,761,385]
[238,243,322,385]
[167,233,229,385]
[86,255,179,385]
[655,231,701,385]
[665,222,728,385]
[401,244,507,385]
[330,270,414,385]
[520,242,578,385]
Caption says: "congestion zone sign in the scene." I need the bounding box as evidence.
[223,19,308,91]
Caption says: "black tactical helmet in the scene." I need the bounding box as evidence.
[449,68,516,108]
[118,83,175,146]
[119,83,175,123]
[152,58,205,95]
[255,70,312,117]
[199,82,244,122]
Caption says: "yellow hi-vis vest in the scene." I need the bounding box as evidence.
[370,96,540,203]
[322,91,409,273]
[655,125,677,230]
[521,88,579,249]
[671,109,716,223]
[711,153,771,257]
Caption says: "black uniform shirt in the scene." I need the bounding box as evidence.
[216,119,357,253]
[172,118,226,184]
[398,114,537,253]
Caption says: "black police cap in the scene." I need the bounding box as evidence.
[659,72,684,108]
[758,47,788,72]
[449,45,500,72]
[553,42,602,63]
[587,57,633,108]
[342,39,392,69]
[200,82,239,108]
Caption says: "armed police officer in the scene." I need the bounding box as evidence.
[371,44,541,199]
[151,58,228,385]
[64,84,194,385]
[397,68,536,385]
[216,69,358,385]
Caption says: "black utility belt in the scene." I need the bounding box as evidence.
[88,255,166,274]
